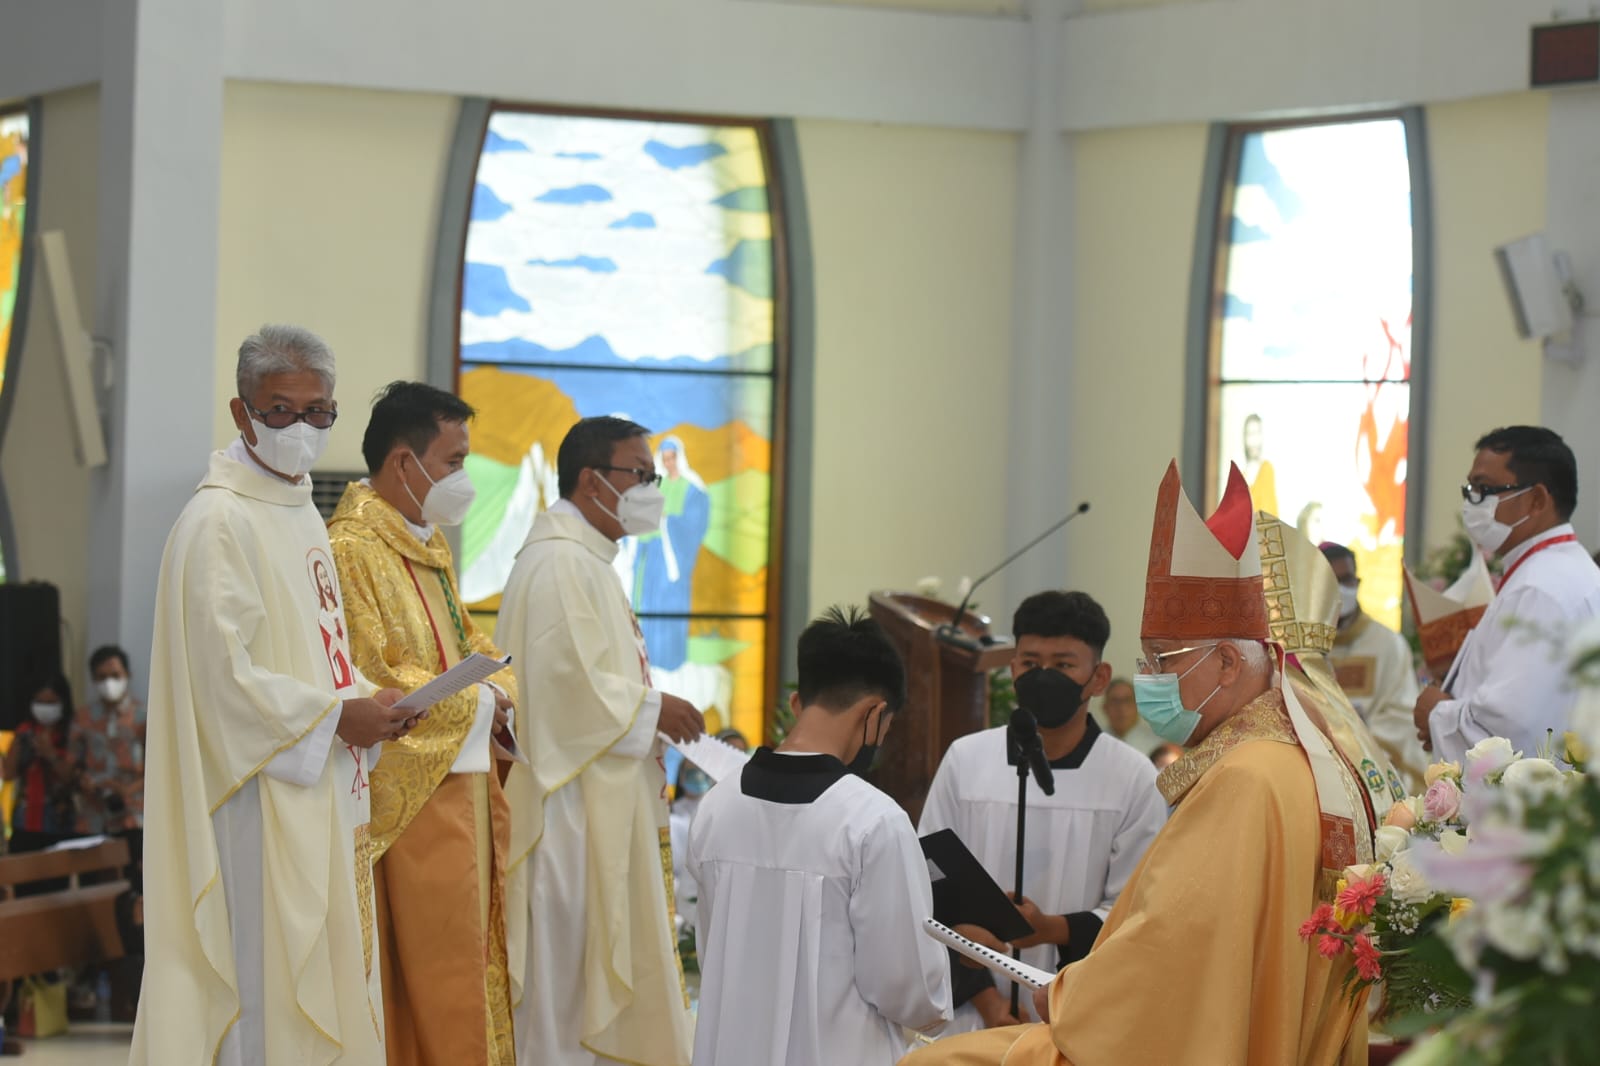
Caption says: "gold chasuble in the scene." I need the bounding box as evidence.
[132,449,382,1066]
[327,482,517,1066]
[499,505,693,1066]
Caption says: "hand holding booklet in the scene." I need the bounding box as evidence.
[393,653,512,711]
[923,918,1056,990]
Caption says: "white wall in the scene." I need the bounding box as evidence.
[2,86,98,681]
[211,83,457,471]
[795,118,1020,622]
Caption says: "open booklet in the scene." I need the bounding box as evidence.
[392,653,525,763]
[922,918,1056,991]
[668,732,752,783]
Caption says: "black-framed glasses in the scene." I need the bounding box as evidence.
[594,464,662,487]
[1460,482,1523,505]
[247,404,338,430]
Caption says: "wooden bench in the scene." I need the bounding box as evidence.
[0,837,131,985]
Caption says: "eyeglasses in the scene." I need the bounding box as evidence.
[594,464,662,487]
[1136,643,1217,676]
[247,403,338,430]
[1460,482,1523,505]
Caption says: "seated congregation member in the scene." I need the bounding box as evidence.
[74,645,147,843]
[688,606,950,1066]
[917,591,1165,1031]
[901,463,1372,1066]
[2,673,82,865]
[1092,676,1158,756]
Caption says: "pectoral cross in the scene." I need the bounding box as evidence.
[346,743,369,798]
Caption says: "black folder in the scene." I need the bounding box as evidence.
[919,828,1034,943]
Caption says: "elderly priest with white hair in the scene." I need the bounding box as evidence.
[132,325,419,1066]
[902,462,1373,1066]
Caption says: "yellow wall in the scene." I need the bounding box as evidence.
[1423,92,1549,542]
[795,119,1019,621]
[1070,122,1209,675]
[212,82,457,471]
[1,86,99,680]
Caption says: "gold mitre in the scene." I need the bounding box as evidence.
[1254,510,1338,655]
[1404,551,1495,678]
[1142,460,1268,643]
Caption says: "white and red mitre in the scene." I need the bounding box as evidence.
[1142,461,1374,888]
[1141,461,1268,643]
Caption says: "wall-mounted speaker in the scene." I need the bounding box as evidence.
[1494,233,1583,354]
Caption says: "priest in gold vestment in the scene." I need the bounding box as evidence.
[902,463,1374,1066]
[328,382,519,1065]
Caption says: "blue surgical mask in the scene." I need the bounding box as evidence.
[1133,644,1221,746]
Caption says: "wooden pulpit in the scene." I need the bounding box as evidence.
[868,591,1015,823]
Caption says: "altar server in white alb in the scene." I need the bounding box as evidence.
[499,415,706,1066]
[687,606,950,1066]
[132,325,419,1066]
[917,591,1166,1032]
[1415,426,1600,764]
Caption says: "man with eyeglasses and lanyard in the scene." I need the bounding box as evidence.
[499,415,705,1066]
[1413,426,1600,764]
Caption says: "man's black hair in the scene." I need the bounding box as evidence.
[1474,425,1578,520]
[361,381,475,475]
[89,645,130,676]
[557,416,652,499]
[1319,541,1357,573]
[796,605,907,713]
[1011,590,1110,657]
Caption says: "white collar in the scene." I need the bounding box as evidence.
[1502,522,1578,573]
[359,477,434,542]
[550,498,595,529]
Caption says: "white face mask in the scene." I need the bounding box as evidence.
[1338,585,1360,620]
[596,474,666,536]
[95,677,129,704]
[247,419,329,479]
[405,453,477,527]
[31,701,64,725]
[1461,488,1530,555]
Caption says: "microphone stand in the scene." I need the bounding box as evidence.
[938,502,1090,649]
[1005,719,1047,1018]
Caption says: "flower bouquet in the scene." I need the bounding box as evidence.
[1298,760,1475,1025]
[1389,623,1600,1064]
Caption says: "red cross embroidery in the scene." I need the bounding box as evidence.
[347,744,369,798]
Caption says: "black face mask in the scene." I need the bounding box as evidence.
[848,705,892,776]
[1014,667,1086,730]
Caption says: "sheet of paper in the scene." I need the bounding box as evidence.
[923,918,1055,991]
[46,834,110,852]
[393,653,512,712]
[668,732,751,783]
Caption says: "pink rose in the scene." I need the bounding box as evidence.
[1423,777,1462,822]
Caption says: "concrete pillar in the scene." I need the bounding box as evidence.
[86,0,223,686]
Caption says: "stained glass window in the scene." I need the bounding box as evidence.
[457,108,782,745]
[1211,116,1415,627]
[0,106,30,584]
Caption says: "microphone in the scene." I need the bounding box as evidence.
[1007,707,1055,796]
[937,502,1091,649]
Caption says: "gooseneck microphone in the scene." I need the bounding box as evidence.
[1006,706,1055,797]
[937,502,1091,649]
